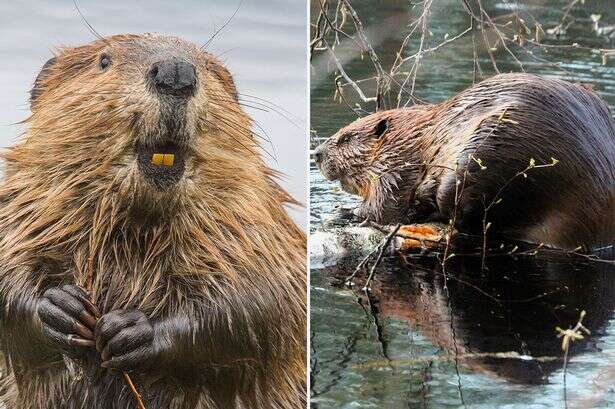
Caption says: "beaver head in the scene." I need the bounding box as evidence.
[314,113,390,195]
[7,34,263,218]
[314,107,436,222]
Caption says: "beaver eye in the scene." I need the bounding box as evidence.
[338,133,352,145]
[99,54,111,70]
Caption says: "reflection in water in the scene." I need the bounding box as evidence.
[369,255,611,382]
[312,253,615,407]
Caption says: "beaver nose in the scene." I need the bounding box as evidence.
[313,145,325,165]
[149,59,197,97]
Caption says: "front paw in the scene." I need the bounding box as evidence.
[95,309,154,371]
[37,285,100,356]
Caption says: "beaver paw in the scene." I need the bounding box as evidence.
[95,309,154,371]
[37,285,100,356]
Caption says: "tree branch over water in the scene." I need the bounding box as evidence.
[311,0,615,111]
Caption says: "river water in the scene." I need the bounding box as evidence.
[311,1,615,408]
[0,0,307,228]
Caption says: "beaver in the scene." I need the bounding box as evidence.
[314,73,615,250]
[0,34,306,409]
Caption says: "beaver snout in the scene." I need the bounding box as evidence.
[313,142,339,181]
[148,59,197,97]
[313,144,325,166]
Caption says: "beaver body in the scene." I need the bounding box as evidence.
[314,73,615,250]
[0,34,306,408]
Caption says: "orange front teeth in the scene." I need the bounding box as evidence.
[151,153,175,167]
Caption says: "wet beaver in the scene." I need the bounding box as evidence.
[314,73,615,251]
[0,34,306,408]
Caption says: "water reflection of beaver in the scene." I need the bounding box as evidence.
[314,73,615,250]
[320,254,615,385]
[0,34,305,408]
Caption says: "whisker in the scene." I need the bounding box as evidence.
[73,0,107,43]
[207,100,279,162]
[237,92,303,130]
[202,118,258,158]
[215,47,240,59]
[200,0,244,51]
[206,113,276,161]
[209,94,303,146]
[250,119,278,163]
[207,97,271,113]
[237,93,298,118]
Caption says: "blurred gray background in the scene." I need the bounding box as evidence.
[0,0,307,228]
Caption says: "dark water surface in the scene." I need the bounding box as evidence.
[311,1,615,408]
[0,0,307,228]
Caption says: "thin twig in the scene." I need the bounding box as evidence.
[556,310,590,409]
[85,263,145,408]
[362,224,401,291]
[123,372,146,409]
[345,247,377,285]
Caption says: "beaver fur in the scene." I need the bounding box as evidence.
[314,73,615,250]
[0,34,306,408]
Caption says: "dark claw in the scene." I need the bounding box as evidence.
[100,346,153,371]
[73,321,94,340]
[42,325,94,355]
[62,285,101,318]
[101,347,111,362]
[68,334,95,348]
[78,295,101,319]
[79,310,97,329]
[84,299,101,318]
[37,284,100,355]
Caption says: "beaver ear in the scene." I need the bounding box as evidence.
[374,118,389,139]
[30,56,57,109]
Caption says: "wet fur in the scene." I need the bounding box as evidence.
[315,73,615,250]
[0,34,306,408]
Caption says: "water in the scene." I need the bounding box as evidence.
[0,0,307,228]
[310,1,615,408]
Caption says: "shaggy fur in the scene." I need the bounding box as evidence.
[0,34,306,408]
[314,73,615,250]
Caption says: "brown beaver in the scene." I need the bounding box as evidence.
[0,34,306,409]
[314,73,615,250]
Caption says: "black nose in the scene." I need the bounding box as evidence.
[149,59,197,97]
[313,145,324,164]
